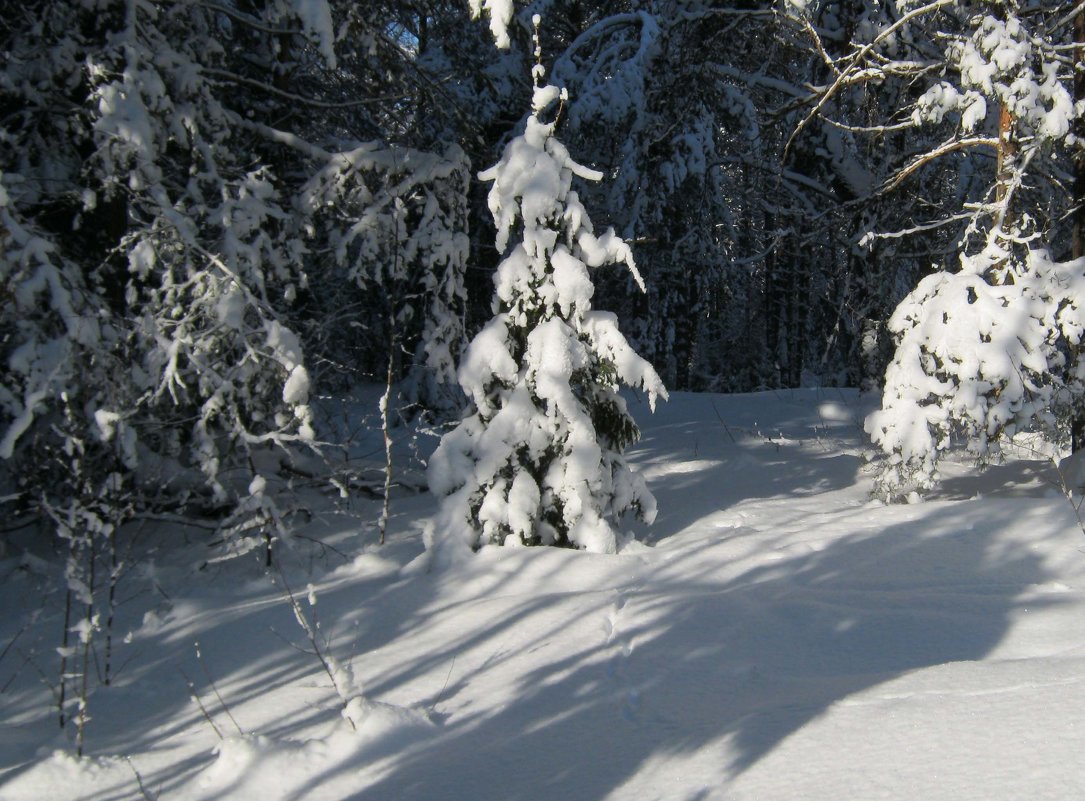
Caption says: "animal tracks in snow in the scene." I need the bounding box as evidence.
[602,593,632,649]
[601,591,641,722]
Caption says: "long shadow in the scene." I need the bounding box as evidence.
[625,389,869,542]
[2,519,1060,800]
[0,498,449,801]
[281,497,1064,800]
[1,500,592,800]
[0,388,1066,800]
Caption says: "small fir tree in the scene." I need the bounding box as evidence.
[428,21,667,555]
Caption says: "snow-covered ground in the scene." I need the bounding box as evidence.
[3,388,1085,800]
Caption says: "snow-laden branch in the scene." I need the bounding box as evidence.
[468,0,515,49]
[196,1,298,36]
[705,63,810,100]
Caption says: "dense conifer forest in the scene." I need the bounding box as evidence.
[3,5,1085,794]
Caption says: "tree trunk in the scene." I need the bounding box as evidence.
[1073,6,1085,452]
[994,101,1017,252]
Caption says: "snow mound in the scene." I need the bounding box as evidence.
[195,699,435,801]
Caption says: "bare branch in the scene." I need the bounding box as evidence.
[197,2,298,36]
[784,0,957,159]
[801,16,841,78]
[882,137,999,194]
[203,68,412,110]
[819,116,916,134]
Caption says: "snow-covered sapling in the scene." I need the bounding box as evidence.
[273,567,359,729]
[866,245,1085,500]
[428,19,667,555]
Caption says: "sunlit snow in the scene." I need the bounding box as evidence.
[3,388,1085,800]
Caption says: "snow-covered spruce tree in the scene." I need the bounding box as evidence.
[427,30,667,554]
[861,0,1082,500]
[465,0,935,394]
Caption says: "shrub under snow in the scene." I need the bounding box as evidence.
[866,245,1085,500]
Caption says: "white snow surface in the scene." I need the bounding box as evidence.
[4,388,1085,800]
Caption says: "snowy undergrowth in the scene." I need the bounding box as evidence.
[4,388,1085,800]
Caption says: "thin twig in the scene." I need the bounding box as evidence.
[0,623,27,670]
[429,655,457,715]
[194,642,243,736]
[179,668,224,740]
[204,68,412,109]
[125,756,159,801]
[710,401,737,444]
[274,565,356,729]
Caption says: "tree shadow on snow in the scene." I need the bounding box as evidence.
[0,500,448,801]
[625,390,868,543]
[291,499,1065,801]
[0,388,1067,801]
[930,456,1060,500]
